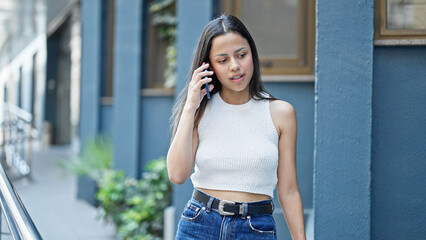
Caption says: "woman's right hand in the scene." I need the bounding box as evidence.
[185,63,214,111]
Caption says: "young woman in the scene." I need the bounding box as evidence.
[167,14,306,240]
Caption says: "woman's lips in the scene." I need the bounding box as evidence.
[230,74,245,83]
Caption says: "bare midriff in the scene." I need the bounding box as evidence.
[197,188,271,202]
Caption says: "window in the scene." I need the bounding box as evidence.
[221,0,315,77]
[145,0,177,89]
[146,14,168,89]
[375,0,426,40]
[103,0,115,97]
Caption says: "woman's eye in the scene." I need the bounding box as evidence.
[239,53,247,58]
[218,59,227,63]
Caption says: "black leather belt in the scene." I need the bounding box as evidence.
[192,190,274,216]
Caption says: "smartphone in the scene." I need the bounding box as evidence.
[203,69,210,99]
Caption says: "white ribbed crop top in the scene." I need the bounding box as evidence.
[191,93,279,197]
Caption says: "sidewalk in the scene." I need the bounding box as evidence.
[12,144,117,240]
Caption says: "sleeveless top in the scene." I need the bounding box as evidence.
[190,93,279,197]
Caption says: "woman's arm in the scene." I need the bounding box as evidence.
[271,100,306,240]
[167,63,214,184]
[167,108,198,184]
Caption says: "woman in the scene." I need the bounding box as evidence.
[167,14,306,240]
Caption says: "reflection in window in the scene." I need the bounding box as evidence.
[145,0,177,89]
[387,0,426,30]
[221,0,315,76]
[241,0,299,59]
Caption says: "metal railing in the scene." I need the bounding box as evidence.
[0,103,42,239]
[0,163,42,239]
[0,103,38,180]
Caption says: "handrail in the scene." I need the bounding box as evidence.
[0,163,42,239]
[2,103,39,139]
[2,104,32,124]
[1,102,38,179]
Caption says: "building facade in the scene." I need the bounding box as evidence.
[2,0,423,239]
[78,0,426,239]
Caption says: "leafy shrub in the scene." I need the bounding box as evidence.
[58,137,171,240]
[96,157,172,240]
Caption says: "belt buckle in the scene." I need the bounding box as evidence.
[218,200,235,216]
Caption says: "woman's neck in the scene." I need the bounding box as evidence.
[219,89,251,105]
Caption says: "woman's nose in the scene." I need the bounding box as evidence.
[229,58,240,72]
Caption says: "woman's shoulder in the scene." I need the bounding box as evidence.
[269,99,297,133]
[269,99,296,117]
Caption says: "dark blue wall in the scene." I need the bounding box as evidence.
[372,46,426,240]
[99,97,174,175]
[314,0,374,239]
[78,0,103,204]
[80,0,102,140]
[99,105,113,134]
[140,96,174,170]
[112,0,144,178]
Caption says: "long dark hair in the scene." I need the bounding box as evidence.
[171,14,277,137]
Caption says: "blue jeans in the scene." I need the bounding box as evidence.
[176,190,277,240]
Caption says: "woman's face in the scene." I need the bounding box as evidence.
[209,32,253,96]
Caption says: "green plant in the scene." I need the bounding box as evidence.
[95,170,129,226]
[96,157,172,240]
[149,0,177,88]
[58,137,171,240]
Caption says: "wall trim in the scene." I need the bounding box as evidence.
[141,88,174,97]
[374,39,426,46]
[262,75,315,82]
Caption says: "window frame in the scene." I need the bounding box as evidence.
[221,0,315,77]
[374,0,426,40]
